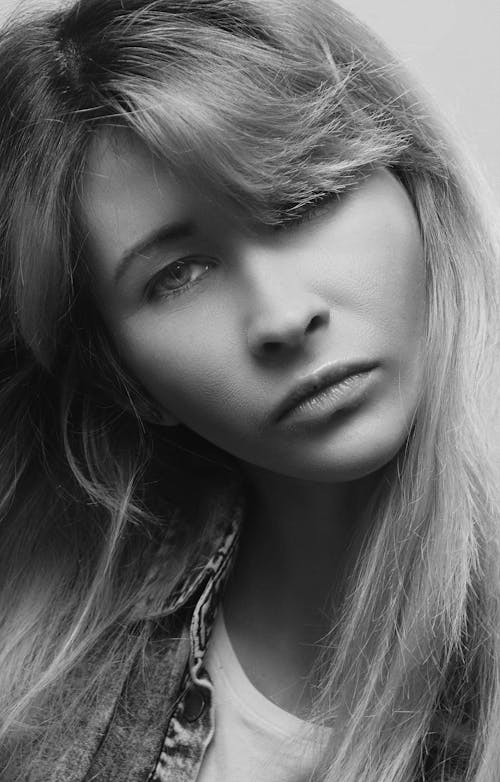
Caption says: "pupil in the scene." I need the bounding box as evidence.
[170,262,189,284]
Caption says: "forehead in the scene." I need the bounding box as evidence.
[80,132,197,272]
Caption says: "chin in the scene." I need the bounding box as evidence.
[269,451,398,484]
[261,417,413,484]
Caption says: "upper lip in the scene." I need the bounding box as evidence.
[269,360,376,424]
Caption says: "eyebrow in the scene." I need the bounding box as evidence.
[113,218,197,285]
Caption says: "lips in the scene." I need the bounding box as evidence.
[270,360,377,424]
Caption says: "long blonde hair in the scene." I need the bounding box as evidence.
[0,1,498,779]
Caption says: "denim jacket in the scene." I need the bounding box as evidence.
[44,483,244,782]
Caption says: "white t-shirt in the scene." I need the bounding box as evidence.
[197,608,331,782]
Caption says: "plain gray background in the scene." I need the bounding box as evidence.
[1,0,499,201]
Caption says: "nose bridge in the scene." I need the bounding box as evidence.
[244,241,302,304]
[240,239,330,357]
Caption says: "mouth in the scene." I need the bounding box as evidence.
[270,360,378,426]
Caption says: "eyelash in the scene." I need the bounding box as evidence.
[144,192,339,302]
[275,191,339,231]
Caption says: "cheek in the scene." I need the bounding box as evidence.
[340,198,425,336]
[367,219,427,391]
[373,248,426,341]
[114,310,246,426]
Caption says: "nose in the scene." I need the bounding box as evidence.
[246,275,331,360]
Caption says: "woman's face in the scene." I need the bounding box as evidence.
[82,134,426,483]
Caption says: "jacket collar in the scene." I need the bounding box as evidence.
[129,477,245,623]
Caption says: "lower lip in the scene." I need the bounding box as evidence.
[277,370,375,430]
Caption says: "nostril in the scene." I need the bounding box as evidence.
[306,314,327,334]
[262,340,282,355]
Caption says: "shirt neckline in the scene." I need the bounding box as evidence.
[207,606,332,745]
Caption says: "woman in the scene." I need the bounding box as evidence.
[0,0,498,780]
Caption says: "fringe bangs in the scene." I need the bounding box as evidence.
[83,3,412,225]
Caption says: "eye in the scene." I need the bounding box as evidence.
[145,257,215,302]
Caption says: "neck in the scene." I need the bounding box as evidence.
[222,465,381,716]
[233,465,380,608]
